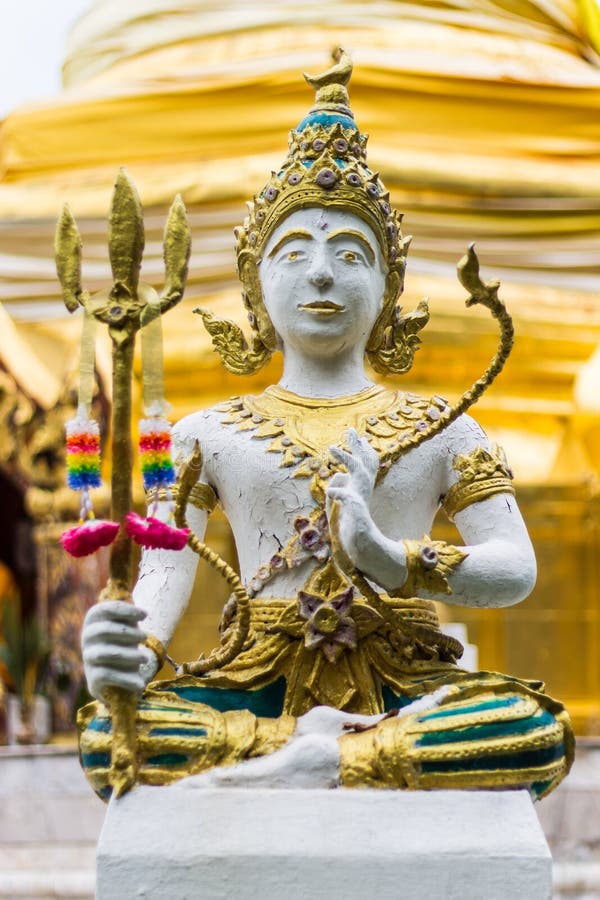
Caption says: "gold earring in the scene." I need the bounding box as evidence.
[367,298,430,376]
[194,305,272,376]
[194,250,277,376]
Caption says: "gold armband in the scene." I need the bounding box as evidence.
[400,536,467,596]
[145,481,218,513]
[143,634,167,668]
[443,444,515,521]
[189,481,219,512]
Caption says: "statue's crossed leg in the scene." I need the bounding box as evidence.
[79,677,571,800]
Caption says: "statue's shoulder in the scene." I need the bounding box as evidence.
[421,410,493,475]
[441,410,489,451]
[172,395,255,454]
[390,388,490,462]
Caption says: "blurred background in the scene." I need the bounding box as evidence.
[0,1,598,894]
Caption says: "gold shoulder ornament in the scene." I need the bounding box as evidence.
[443,444,515,520]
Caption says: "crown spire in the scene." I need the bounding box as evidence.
[233,45,408,276]
[304,47,354,119]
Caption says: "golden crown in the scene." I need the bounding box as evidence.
[235,48,410,275]
[196,49,428,377]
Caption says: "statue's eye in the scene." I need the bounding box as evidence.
[343,250,357,262]
[287,250,299,261]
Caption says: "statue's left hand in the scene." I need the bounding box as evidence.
[328,428,379,504]
[326,429,408,589]
[326,429,382,574]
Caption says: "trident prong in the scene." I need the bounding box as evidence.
[55,204,84,313]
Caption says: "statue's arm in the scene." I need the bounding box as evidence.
[439,489,536,608]
[82,416,212,700]
[132,501,208,679]
[326,420,536,608]
[432,413,536,607]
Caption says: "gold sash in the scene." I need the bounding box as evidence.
[194,593,465,716]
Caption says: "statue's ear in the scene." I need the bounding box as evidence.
[367,297,430,376]
[366,269,403,353]
[238,251,279,352]
[194,307,272,376]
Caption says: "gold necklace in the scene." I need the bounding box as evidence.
[221,384,449,597]
[220,384,448,480]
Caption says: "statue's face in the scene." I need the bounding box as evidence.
[258,207,387,357]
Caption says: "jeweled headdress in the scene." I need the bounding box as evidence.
[198,48,429,375]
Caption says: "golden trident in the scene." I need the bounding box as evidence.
[55,171,191,795]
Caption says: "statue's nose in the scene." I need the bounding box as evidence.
[307,254,334,288]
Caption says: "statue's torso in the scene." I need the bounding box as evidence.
[175,385,484,597]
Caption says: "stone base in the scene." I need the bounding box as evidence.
[0,744,103,899]
[97,786,552,899]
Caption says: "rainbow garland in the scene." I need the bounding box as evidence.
[128,415,190,550]
[65,415,102,492]
[62,413,114,555]
[139,417,176,492]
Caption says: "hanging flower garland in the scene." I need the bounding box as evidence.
[124,301,189,551]
[61,310,120,558]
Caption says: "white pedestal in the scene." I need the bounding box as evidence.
[97,786,552,900]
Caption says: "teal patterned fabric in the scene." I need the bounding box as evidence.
[79,677,570,801]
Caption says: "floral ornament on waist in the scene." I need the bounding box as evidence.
[271,558,383,663]
[299,586,356,663]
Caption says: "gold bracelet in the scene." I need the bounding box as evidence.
[401,536,467,596]
[143,634,167,668]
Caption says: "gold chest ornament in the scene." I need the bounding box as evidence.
[219,383,449,502]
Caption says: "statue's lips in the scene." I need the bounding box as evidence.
[299,301,345,315]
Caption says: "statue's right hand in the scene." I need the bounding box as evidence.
[82,601,153,701]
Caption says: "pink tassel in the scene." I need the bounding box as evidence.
[61,519,120,558]
[125,512,190,551]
